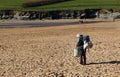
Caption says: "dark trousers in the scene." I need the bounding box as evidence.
[80,50,86,65]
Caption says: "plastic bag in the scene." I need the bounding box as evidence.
[74,48,80,57]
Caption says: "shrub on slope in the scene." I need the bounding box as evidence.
[23,0,69,7]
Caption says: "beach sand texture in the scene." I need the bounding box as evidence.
[0,20,120,77]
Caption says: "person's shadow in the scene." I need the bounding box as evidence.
[89,61,120,65]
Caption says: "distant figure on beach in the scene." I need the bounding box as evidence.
[79,19,84,24]
[76,34,93,65]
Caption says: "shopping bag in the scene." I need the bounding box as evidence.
[74,48,80,57]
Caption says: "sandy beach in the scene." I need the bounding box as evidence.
[0,19,120,77]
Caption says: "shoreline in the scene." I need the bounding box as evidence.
[0,19,120,28]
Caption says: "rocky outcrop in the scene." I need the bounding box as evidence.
[0,10,81,20]
[0,9,119,20]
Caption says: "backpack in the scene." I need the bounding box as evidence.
[83,35,93,49]
[76,35,84,50]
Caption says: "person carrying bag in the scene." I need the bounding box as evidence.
[75,34,86,65]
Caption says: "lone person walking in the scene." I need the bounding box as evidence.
[76,34,86,65]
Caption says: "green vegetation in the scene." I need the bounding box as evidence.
[0,0,120,11]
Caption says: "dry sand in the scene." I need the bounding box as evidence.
[0,19,120,77]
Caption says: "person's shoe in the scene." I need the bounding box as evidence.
[83,62,86,65]
[80,62,83,65]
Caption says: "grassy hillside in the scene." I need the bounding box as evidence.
[0,0,120,11]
